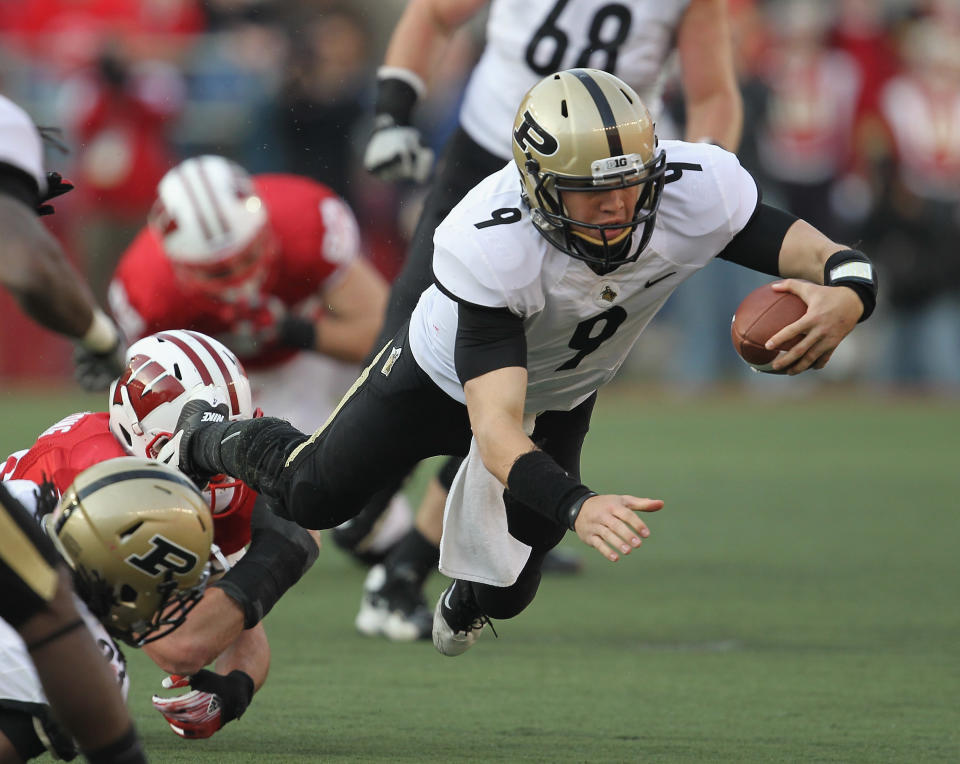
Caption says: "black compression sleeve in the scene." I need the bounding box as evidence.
[506,450,595,529]
[718,203,798,275]
[455,302,526,385]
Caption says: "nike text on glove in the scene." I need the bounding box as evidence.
[155,397,230,487]
[151,669,254,739]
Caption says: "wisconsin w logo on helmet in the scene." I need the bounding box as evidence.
[512,68,667,274]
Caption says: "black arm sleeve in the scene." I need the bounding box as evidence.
[717,202,798,276]
[454,302,526,385]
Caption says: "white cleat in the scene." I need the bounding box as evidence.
[355,564,432,641]
[432,581,488,657]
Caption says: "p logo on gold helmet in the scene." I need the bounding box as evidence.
[512,68,666,272]
[44,457,213,646]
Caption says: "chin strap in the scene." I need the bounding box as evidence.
[570,226,632,248]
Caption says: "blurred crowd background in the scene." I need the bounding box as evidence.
[1,0,958,393]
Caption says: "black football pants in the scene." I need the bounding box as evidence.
[284,325,595,618]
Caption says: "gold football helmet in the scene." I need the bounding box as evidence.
[512,68,666,272]
[44,457,213,646]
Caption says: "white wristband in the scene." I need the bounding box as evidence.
[377,66,427,98]
[81,308,119,353]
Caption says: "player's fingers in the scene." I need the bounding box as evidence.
[784,334,834,374]
[765,316,811,355]
[772,326,822,371]
[770,278,813,301]
[162,674,190,690]
[620,496,664,513]
[588,533,620,562]
[812,349,834,370]
[608,509,648,544]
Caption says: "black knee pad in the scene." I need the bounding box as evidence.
[471,567,543,621]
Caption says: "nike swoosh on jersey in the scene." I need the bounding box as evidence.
[645,271,676,288]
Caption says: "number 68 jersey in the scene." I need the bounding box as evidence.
[408,140,758,415]
[461,0,692,159]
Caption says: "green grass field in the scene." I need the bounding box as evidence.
[2,385,957,763]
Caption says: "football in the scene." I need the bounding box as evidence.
[730,283,807,373]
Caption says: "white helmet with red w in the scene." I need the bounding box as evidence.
[109,330,252,459]
[148,155,273,293]
[109,330,254,513]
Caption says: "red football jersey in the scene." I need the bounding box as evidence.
[2,412,254,555]
[109,174,359,369]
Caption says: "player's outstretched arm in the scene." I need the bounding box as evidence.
[571,495,664,562]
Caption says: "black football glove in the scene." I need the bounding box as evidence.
[37,171,74,216]
[151,669,254,739]
[72,337,125,392]
[155,397,230,488]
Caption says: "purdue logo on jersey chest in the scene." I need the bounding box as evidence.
[599,285,617,303]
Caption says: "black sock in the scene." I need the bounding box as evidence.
[384,528,439,588]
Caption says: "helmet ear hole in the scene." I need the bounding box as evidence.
[173,363,182,380]
[119,584,138,603]
[119,425,133,448]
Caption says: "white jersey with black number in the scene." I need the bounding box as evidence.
[0,94,47,194]
[408,140,758,414]
[460,0,691,159]
[0,481,129,709]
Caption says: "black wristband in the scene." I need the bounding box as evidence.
[375,76,419,126]
[190,669,254,725]
[823,249,878,322]
[278,314,317,351]
[566,491,598,532]
[506,450,594,528]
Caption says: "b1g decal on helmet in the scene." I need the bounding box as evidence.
[511,69,666,273]
[126,535,200,577]
[513,110,559,157]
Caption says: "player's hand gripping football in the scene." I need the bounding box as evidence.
[571,494,664,562]
[152,670,254,739]
[765,279,862,374]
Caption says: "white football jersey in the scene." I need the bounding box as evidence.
[0,95,47,195]
[408,140,758,414]
[0,481,129,709]
[460,0,691,158]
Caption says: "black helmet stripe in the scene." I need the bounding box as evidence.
[76,468,199,501]
[570,68,623,157]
